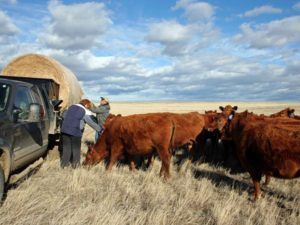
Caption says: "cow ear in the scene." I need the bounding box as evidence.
[233,106,238,111]
[219,106,224,111]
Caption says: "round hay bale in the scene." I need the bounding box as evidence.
[1,53,83,111]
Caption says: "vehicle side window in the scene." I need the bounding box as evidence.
[0,83,11,112]
[31,86,47,119]
[14,86,33,120]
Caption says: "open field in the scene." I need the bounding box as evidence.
[1,102,300,225]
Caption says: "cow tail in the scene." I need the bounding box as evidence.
[169,119,176,154]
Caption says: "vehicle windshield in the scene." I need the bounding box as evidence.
[0,83,11,112]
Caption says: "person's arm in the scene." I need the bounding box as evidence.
[62,109,68,118]
[90,104,107,114]
[83,114,101,132]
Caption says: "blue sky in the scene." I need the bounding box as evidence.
[0,0,300,102]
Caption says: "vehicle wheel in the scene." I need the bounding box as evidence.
[0,166,4,203]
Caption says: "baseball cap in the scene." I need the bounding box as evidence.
[101,96,109,103]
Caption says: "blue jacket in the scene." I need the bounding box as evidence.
[61,104,101,137]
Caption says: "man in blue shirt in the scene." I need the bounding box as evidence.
[61,99,101,169]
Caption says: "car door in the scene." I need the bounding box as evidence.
[30,86,49,149]
[12,85,45,170]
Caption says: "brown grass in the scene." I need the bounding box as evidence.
[1,102,300,225]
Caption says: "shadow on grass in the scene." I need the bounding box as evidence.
[193,168,297,204]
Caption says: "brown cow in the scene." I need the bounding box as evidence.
[84,111,221,175]
[260,108,299,185]
[270,107,295,118]
[198,106,238,165]
[266,108,297,184]
[99,113,161,169]
[84,113,176,178]
[163,111,223,163]
[220,110,300,200]
[235,108,300,185]
[144,111,221,165]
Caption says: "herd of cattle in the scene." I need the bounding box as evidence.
[83,102,300,201]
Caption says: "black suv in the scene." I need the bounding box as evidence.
[0,77,61,201]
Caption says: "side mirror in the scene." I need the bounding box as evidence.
[51,99,63,111]
[28,103,41,122]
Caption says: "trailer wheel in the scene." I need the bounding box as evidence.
[0,166,4,203]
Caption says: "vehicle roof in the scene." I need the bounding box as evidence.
[0,78,34,87]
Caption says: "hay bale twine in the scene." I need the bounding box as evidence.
[1,53,83,111]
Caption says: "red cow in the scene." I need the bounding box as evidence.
[200,106,239,165]
[265,108,299,184]
[163,111,222,162]
[84,113,175,178]
[270,107,295,118]
[84,111,221,175]
[221,111,300,200]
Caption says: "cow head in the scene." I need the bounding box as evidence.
[216,105,238,139]
[204,110,220,132]
[83,144,109,166]
[270,108,295,118]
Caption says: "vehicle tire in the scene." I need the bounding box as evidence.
[0,166,4,203]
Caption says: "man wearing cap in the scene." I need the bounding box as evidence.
[90,96,111,142]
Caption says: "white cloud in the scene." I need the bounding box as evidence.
[145,18,219,56]
[146,20,195,44]
[144,1,218,56]
[104,76,127,82]
[39,0,112,50]
[172,0,215,22]
[146,20,198,56]
[233,16,300,48]
[0,10,20,40]
[242,5,282,17]
[1,0,299,102]
[293,2,300,11]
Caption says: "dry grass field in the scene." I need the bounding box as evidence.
[1,102,300,225]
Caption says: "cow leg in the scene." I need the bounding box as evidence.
[106,157,117,171]
[157,147,171,178]
[128,155,136,171]
[187,141,199,162]
[147,154,154,167]
[264,175,271,185]
[130,161,136,171]
[106,149,123,171]
[249,172,262,201]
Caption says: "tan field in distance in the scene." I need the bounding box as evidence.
[1,102,300,225]
[108,101,300,115]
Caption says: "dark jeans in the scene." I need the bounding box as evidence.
[61,133,82,169]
